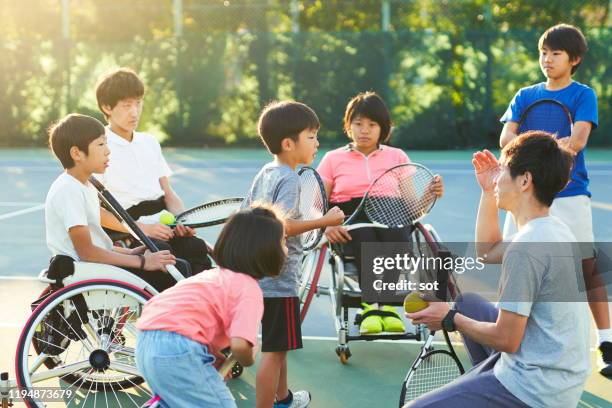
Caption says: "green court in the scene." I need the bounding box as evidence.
[1,148,611,407]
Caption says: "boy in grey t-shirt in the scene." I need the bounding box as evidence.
[405,132,589,408]
[243,101,344,408]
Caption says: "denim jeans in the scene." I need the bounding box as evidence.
[136,330,236,408]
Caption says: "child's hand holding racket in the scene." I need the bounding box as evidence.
[429,174,444,198]
[320,206,345,227]
[325,225,352,244]
[173,223,196,237]
[472,150,500,193]
[143,249,176,271]
[556,136,578,156]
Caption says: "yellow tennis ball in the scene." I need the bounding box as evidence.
[159,211,176,225]
[404,291,428,313]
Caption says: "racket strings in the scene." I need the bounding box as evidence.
[519,102,572,137]
[365,166,436,227]
[298,169,326,248]
[403,352,463,403]
[176,202,242,225]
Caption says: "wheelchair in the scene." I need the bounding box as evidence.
[298,221,454,364]
[11,178,224,408]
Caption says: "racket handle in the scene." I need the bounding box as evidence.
[218,355,237,378]
[165,264,185,282]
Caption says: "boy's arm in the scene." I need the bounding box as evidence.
[499,121,519,148]
[557,121,592,154]
[285,207,344,236]
[68,225,175,270]
[159,176,185,214]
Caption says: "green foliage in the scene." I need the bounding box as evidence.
[0,0,609,148]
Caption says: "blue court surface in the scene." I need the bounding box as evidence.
[0,148,611,407]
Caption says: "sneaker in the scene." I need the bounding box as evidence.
[274,390,311,408]
[358,303,383,334]
[380,305,406,333]
[598,341,612,378]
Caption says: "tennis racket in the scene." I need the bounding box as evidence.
[344,163,437,229]
[398,330,465,407]
[298,166,329,251]
[518,98,573,138]
[170,197,244,228]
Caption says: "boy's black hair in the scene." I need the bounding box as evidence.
[48,114,105,169]
[501,131,573,207]
[538,24,588,74]
[213,203,286,279]
[257,100,320,155]
[343,92,392,145]
[95,67,145,118]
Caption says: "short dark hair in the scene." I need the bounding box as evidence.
[48,114,105,169]
[95,67,145,118]
[343,92,392,144]
[538,24,588,74]
[257,100,320,154]
[212,203,286,279]
[501,131,573,207]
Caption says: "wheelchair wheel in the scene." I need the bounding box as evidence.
[298,245,327,321]
[15,280,153,407]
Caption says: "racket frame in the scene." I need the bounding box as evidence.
[518,98,574,137]
[298,166,329,251]
[172,197,244,228]
[343,163,437,227]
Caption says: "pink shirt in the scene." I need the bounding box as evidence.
[317,144,410,203]
[136,267,263,354]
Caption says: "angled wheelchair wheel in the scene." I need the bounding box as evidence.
[15,280,154,407]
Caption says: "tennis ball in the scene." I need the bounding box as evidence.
[403,291,429,313]
[159,211,176,225]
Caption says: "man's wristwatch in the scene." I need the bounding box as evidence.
[442,309,459,332]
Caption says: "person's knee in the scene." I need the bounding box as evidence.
[454,292,488,317]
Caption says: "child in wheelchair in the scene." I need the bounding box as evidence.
[45,113,177,292]
[135,205,286,408]
[317,92,444,335]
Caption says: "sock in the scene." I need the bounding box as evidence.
[598,328,612,345]
[276,390,293,405]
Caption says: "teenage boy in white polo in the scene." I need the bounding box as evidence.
[95,67,211,274]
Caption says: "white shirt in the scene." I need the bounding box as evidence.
[45,173,114,260]
[96,127,172,209]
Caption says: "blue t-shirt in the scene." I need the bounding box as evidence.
[500,81,598,198]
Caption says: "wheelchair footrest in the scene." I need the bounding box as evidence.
[346,332,420,342]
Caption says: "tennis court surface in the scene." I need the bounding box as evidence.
[1,148,611,407]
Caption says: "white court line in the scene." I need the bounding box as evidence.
[0,204,45,220]
[592,201,612,212]
[0,276,39,281]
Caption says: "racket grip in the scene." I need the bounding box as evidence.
[218,355,237,378]
[165,264,185,282]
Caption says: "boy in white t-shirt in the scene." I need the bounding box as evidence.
[45,113,177,292]
[94,68,211,274]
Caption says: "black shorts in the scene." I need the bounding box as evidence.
[261,297,303,352]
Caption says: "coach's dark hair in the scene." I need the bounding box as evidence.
[343,92,392,145]
[48,114,105,169]
[257,100,320,154]
[213,204,286,279]
[95,67,145,118]
[538,24,588,74]
[501,131,573,207]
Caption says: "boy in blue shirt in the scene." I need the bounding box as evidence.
[499,23,610,377]
[243,101,344,407]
